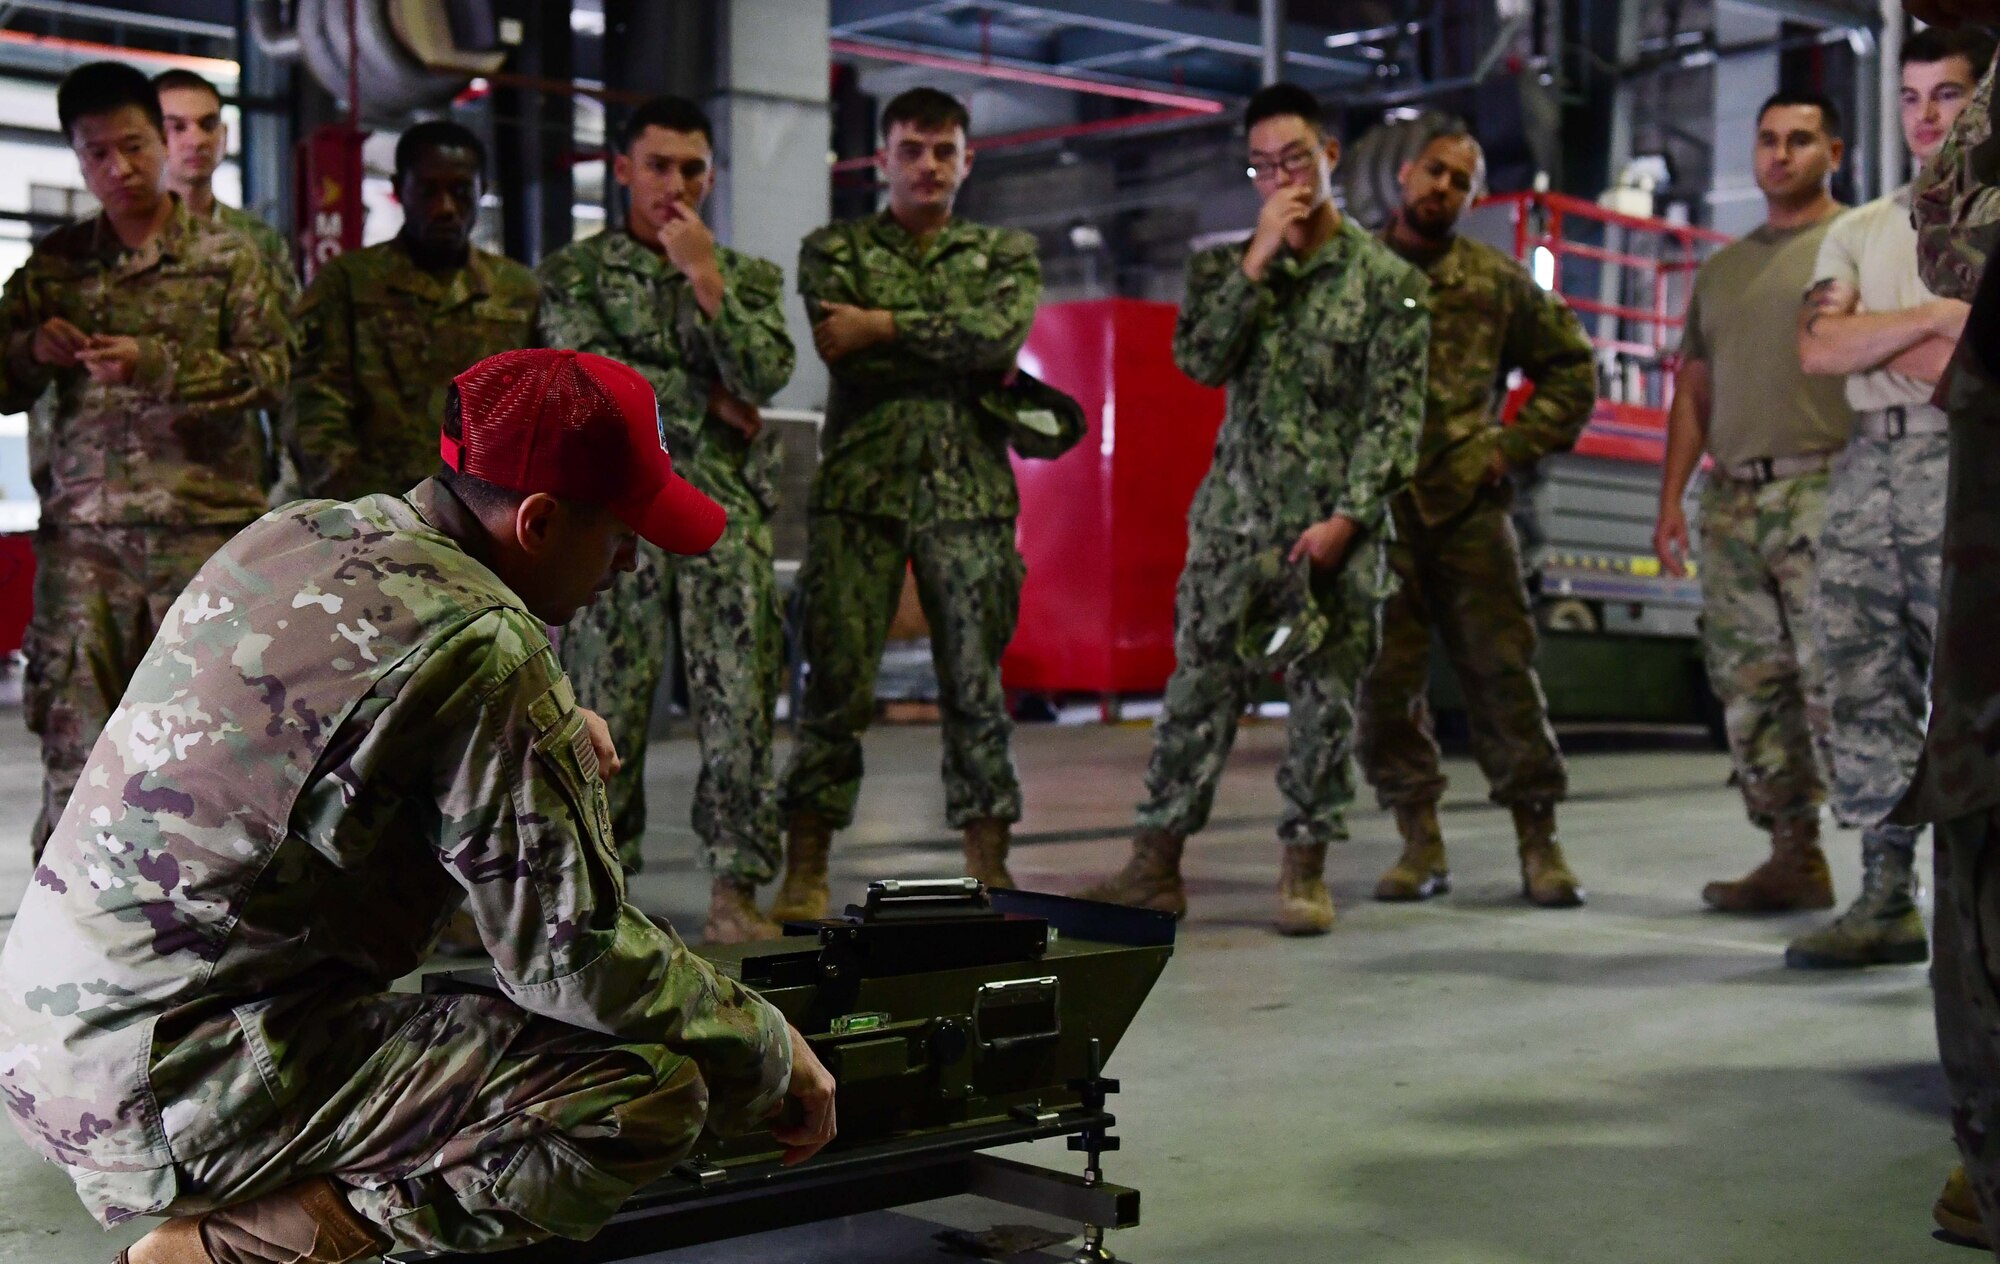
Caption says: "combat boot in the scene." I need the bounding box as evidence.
[1701,814,1836,912]
[1078,829,1187,916]
[1935,1163,1992,1248]
[121,1177,386,1264]
[1276,842,1335,936]
[768,812,833,923]
[1783,829,1927,969]
[704,875,782,945]
[962,817,1016,890]
[1374,801,1451,901]
[1512,801,1585,908]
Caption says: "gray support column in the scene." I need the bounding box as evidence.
[1709,5,1781,236]
[235,0,294,251]
[493,0,574,266]
[1879,0,1905,189]
[1260,0,1283,86]
[711,0,832,410]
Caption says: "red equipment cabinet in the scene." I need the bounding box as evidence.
[1003,299,1223,695]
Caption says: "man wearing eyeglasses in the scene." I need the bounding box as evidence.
[1356,126,1597,909]
[1082,83,1430,935]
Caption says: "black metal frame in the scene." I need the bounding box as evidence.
[393,1106,1138,1264]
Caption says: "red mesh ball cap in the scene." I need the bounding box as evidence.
[443,348,726,555]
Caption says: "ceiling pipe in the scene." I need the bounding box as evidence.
[830,35,1228,113]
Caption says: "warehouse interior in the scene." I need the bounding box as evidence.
[0,0,1965,1261]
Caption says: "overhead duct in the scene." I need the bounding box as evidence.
[251,0,507,123]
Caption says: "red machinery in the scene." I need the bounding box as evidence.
[1003,300,1223,696]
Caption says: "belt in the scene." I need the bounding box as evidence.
[1717,451,1835,487]
[1855,404,1948,440]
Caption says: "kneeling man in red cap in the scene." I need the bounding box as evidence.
[0,348,835,1261]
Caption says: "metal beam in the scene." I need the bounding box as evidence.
[1716,0,1877,28]
[831,0,1372,77]
[833,34,1230,111]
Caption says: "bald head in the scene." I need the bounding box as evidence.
[1397,131,1485,241]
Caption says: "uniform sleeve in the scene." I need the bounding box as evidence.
[0,258,54,415]
[686,253,795,406]
[283,261,361,498]
[427,619,792,1136]
[1172,248,1272,388]
[1679,285,1708,364]
[536,250,702,459]
[883,231,1041,374]
[1335,270,1430,530]
[798,226,900,386]
[1811,208,1863,293]
[1915,46,2000,301]
[1496,273,1597,469]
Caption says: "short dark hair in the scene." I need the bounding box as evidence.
[57,61,163,141]
[437,386,527,515]
[619,95,714,152]
[1903,25,1998,78]
[880,87,970,139]
[1758,90,1843,140]
[1245,83,1324,135]
[151,68,222,106]
[394,119,487,184]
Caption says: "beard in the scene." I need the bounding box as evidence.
[1402,201,1454,241]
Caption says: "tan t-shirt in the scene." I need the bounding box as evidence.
[1682,216,1854,467]
[1810,186,1938,412]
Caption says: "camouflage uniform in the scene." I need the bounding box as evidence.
[1138,221,1429,845]
[0,481,790,1251]
[209,202,295,293]
[780,212,1041,831]
[1683,224,1852,831]
[537,230,795,876]
[1908,46,2000,1248]
[0,197,289,858]
[1356,233,1595,810]
[1810,187,1951,875]
[286,237,538,502]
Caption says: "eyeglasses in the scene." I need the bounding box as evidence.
[1246,150,1319,182]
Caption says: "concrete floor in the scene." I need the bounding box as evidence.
[0,715,1961,1263]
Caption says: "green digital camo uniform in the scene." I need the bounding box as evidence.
[1907,45,2000,1247]
[781,212,1042,831]
[0,481,791,1251]
[1356,232,1594,811]
[1138,220,1430,845]
[538,230,796,875]
[286,237,539,501]
[0,196,289,859]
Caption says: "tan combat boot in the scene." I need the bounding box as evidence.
[1784,829,1927,969]
[121,1178,386,1264]
[1512,802,1585,908]
[704,875,782,945]
[768,812,833,922]
[1275,842,1335,936]
[1935,1163,1992,1248]
[1701,814,1836,913]
[962,817,1017,890]
[1375,802,1450,901]
[1077,829,1187,916]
